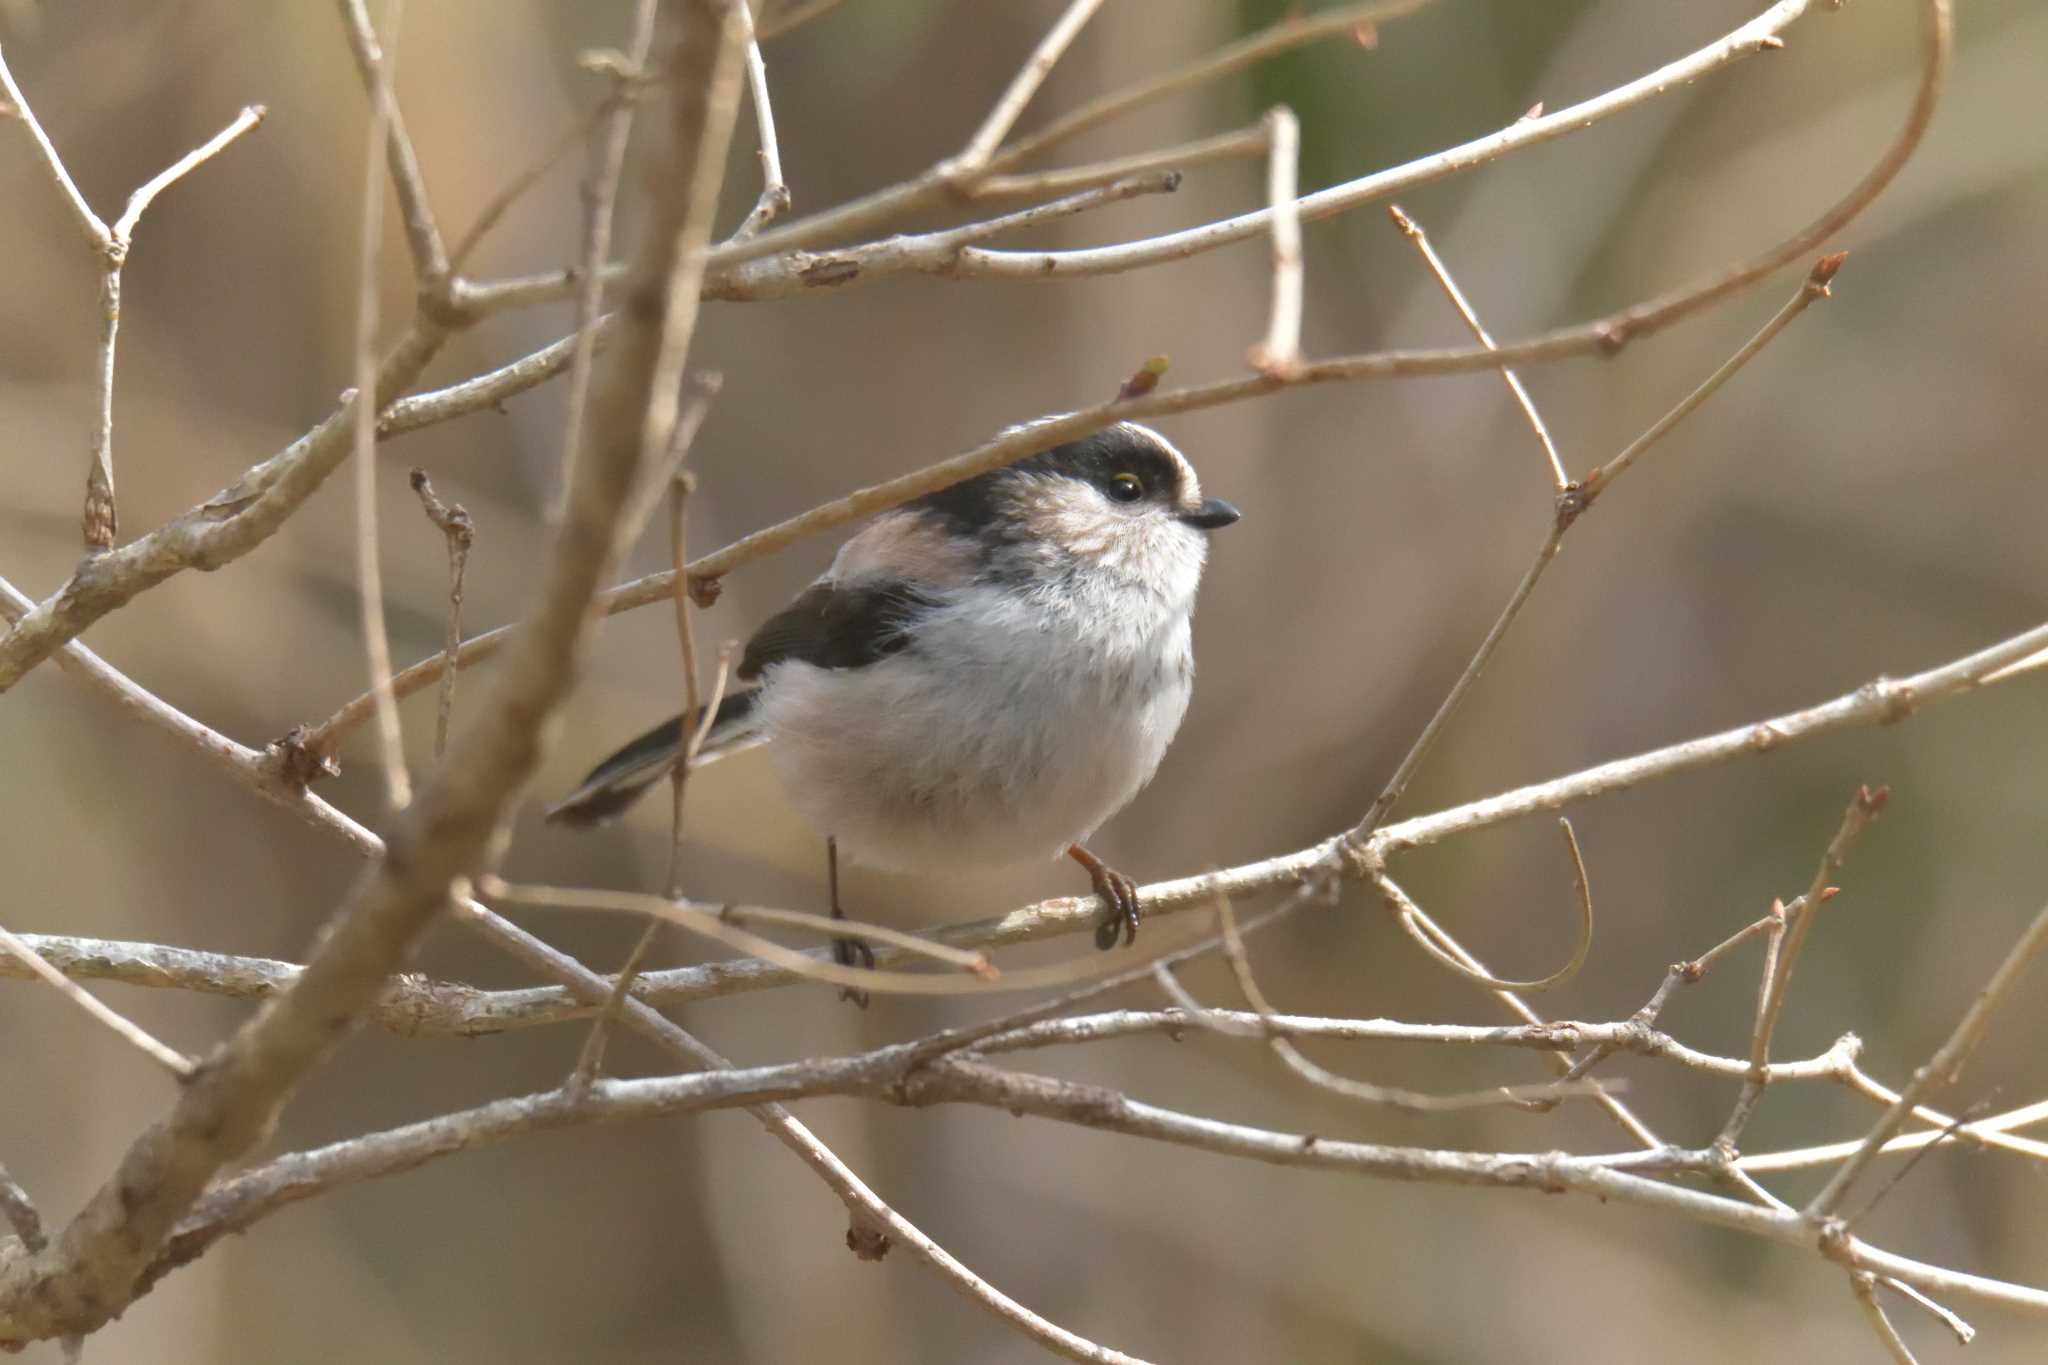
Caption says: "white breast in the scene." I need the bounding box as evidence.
[753,575,1198,873]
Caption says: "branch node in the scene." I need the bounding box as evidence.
[685,573,723,608]
[845,1224,892,1262]
[266,727,342,788]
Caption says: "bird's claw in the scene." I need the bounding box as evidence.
[1087,864,1141,951]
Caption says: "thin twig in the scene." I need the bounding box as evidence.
[350,0,413,810]
[407,470,474,761]
[727,0,790,240]
[334,0,448,284]
[1248,107,1304,379]
[567,919,663,1095]
[1809,900,2048,1220]
[705,168,1184,302]
[0,48,263,551]
[1719,784,1885,1147]
[379,323,603,439]
[973,122,1268,201]
[1851,1272,1922,1365]
[448,106,599,271]
[1372,822,1593,994]
[661,386,710,897]
[952,0,1111,172]
[713,904,994,977]
[0,47,106,248]
[555,0,661,522]
[754,0,845,41]
[1389,203,1565,489]
[987,1,1423,177]
[1880,1279,1976,1347]
[1209,891,1600,1112]
[0,924,192,1077]
[1576,252,1848,506]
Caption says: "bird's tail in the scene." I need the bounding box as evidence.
[544,689,766,827]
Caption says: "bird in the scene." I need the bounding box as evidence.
[546,420,1240,971]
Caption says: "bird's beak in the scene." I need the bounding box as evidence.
[1180,497,1241,531]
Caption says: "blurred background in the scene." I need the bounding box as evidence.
[3,1,2046,1360]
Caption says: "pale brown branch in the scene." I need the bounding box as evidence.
[953,0,1110,172]
[1576,252,1848,506]
[1388,202,1565,490]
[727,0,790,240]
[378,323,599,439]
[334,0,449,285]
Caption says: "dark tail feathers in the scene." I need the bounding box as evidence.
[544,689,762,827]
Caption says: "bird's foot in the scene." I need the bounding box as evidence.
[1068,844,1141,950]
[832,930,874,1008]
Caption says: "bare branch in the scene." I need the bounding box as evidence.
[109,104,266,244]
[334,0,449,285]
[1389,203,1565,489]
[557,0,661,517]
[1576,252,1848,507]
[952,0,1109,172]
[566,919,662,1094]
[379,323,599,438]
[727,0,789,240]
[973,122,1267,201]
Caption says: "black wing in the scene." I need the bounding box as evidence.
[739,579,938,679]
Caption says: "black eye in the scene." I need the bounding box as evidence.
[1107,472,1144,503]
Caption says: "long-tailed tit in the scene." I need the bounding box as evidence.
[547,421,1240,961]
